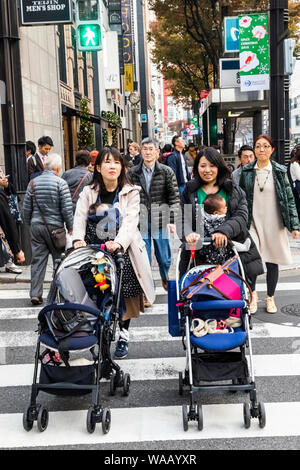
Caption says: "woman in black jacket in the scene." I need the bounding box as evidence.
[178,147,263,313]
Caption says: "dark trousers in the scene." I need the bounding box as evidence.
[30,224,62,298]
[0,193,20,266]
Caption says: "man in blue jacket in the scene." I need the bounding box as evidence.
[167,135,190,195]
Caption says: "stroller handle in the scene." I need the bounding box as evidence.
[192,237,234,248]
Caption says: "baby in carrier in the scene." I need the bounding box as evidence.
[200,194,251,265]
[85,200,121,245]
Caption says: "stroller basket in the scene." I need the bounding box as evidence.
[39,363,96,396]
[192,351,249,384]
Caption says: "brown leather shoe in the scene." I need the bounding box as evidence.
[143,296,151,308]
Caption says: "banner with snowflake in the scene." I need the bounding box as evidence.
[238,13,270,92]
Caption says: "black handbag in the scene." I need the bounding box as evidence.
[30,180,66,250]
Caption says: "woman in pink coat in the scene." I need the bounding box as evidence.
[73,147,155,358]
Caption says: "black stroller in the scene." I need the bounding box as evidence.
[168,240,266,431]
[23,245,130,434]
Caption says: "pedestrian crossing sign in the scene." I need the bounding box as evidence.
[77,24,102,51]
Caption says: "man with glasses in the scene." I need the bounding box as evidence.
[232,145,255,185]
[128,137,180,300]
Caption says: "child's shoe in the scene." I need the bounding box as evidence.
[114,329,129,359]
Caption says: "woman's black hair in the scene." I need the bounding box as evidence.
[193,147,231,187]
[91,147,129,193]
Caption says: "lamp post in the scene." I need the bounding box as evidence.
[269,0,289,164]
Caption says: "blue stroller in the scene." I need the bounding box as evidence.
[168,240,266,431]
[23,245,130,434]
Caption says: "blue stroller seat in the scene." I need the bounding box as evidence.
[170,247,266,431]
[23,245,130,435]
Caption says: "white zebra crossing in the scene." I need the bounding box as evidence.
[0,281,299,299]
[1,402,300,449]
[1,321,300,350]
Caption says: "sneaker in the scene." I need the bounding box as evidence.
[5,262,22,274]
[265,296,277,313]
[114,329,129,359]
[249,290,258,314]
[31,296,43,306]
[114,338,128,359]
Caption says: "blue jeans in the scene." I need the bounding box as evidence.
[142,222,171,282]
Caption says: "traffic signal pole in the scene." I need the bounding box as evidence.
[269,0,289,164]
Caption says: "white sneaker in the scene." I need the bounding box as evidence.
[265,296,277,313]
[5,262,22,274]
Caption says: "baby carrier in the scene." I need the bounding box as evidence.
[23,245,130,434]
[168,238,266,431]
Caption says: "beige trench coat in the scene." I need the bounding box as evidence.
[73,183,156,305]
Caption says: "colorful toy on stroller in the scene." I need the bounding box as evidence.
[168,239,266,431]
[23,245,130,434]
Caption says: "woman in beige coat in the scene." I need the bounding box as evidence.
[73,147,155,358]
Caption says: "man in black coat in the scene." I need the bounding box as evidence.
[27,135,53,180]
[128,137,180,294]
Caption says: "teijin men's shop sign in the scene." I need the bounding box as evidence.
[239,13,270,92]
[20,0,73,25]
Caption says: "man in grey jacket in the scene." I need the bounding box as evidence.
[23,154,73,305]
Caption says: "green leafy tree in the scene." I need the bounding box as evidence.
[77,98,95,149]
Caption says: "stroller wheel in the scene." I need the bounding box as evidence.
[179,372,183,396]
[182,404,189,431]
[37,405,49,432]
[123,373,130,397]
[243,403,251,429]
[86,406,96,434]
[196,403,203,431]
[23,405,34,432]
[258,402,266,428]
[102,407,111,434]
[110,370,116,396]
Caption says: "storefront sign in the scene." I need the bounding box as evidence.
[20,0,73,25]
[239,13,270,92]
[219,58,240,88]
[121,0,134,91]
[223,16,239,53]
[124,64,134,92]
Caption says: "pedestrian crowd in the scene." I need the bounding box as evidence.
[0,133,299,358]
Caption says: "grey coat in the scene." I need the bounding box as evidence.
[62,166,93,212]
[23,170,73,232]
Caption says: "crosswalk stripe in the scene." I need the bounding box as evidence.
[1,401,300,448]
[1,353,300,387]
[0,303,168,320]
[0,282,300,299]
[1,322,300,349]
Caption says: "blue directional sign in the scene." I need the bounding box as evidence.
[223,16,239,53]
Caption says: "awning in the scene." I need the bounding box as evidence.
[61,105,109,129]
